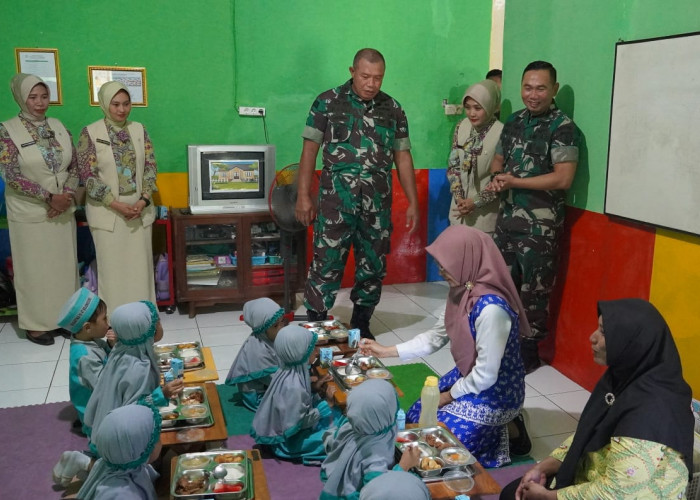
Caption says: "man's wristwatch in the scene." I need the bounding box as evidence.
[139,195,151,207]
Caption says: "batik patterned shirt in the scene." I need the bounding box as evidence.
[77,119,158,206]
[551,434,689,499]
[0,117,79,200]
[302,79,411,214]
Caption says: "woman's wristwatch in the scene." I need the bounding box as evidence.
[139,195,151,207]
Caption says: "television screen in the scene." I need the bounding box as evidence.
[188,145,275,214]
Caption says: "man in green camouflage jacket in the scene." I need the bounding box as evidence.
[295,48,419,339]
[488,61,580,373]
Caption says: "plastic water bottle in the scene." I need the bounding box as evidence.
[418,376,440,427]
[396,408,406,430]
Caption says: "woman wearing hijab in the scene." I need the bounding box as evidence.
[77,81,158,313]
[359,470,430,500]
[362,225,528,467]
[500,299,694,500]
[226,297,284,411]
[321,379,420,500]
[0,73,79,345]
[446,79,502,233]
[77,400,162,500]
[251,324,338,464]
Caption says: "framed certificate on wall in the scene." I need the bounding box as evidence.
[88,66,147,106]
[15,48,62,105]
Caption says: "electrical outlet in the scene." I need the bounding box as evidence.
[238,106,266,117]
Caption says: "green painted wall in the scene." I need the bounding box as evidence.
[0,0,493,173]
[502,0,700,213]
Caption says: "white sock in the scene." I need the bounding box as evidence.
[52,451,91,487]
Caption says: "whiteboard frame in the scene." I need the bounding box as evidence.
[605,30,700,237]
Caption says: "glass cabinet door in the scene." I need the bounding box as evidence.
[249,221,298,286]
[184,222,238,290]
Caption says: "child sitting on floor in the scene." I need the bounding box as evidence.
[359,470,430,500]
[320,379,421,500]
[53,300,182,486]
[225,297,284,410]
[251,324,339,464]
[56,288,114,436]
[77,399,162,500]
[84,300,183,436]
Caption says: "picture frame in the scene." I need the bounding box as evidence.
[87,66,147,106]
[15,48,62,105]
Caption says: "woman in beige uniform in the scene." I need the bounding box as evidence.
[77,81,157,313]
[446,79,502,234]
[0,74,79,345]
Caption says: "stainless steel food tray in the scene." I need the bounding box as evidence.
[160,385,214,432]
[171,449,253,499]
[154,341,205,372]
[299,320,349,344]
[328,355,392,391]
[394,426,476,483]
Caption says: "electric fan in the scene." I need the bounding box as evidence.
[268,163,319,315]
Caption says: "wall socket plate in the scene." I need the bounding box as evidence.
[238,106,266,117]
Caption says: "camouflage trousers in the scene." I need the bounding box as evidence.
[304,204,392,313]
[493,227,559,341]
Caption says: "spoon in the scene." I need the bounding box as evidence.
[211,464,228,480]
[345,351,361,375]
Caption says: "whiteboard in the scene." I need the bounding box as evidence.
[605,32,700,236]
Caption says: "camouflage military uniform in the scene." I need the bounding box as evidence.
[301,79,411,313]
[493,104,579,341]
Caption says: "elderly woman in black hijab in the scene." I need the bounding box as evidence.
[500,298,694,500]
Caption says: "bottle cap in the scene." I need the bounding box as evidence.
[425,376,438,387]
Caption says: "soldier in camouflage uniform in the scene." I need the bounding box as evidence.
[489,61,580,373]
[295,48,419,339]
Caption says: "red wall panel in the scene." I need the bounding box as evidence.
[545,208,656,390]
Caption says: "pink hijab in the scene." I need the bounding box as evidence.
[426,225,531,375]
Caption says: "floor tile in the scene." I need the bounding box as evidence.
[373,309,440,332]
[522,396,579,438]
[199,325,250,347]
[194,308,244,328]
[0,321,25,343]
[524,382,542,398]
[158,328,202,345]
[525,365,585,395]
[0,387,49,408]
[0,361,57,391]
[529,432,572,462]
[46,384,70,404]
[208,344,241,375]
[0,340,64,365]
[422,347,455,376]
[52,359,70,387]
[158,311,199,331]
[547,390,590,421]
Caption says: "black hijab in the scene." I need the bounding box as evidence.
[555,298,694,488]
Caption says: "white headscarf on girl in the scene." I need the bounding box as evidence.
[225,297,283,385]
[10,73,49,122]
[84,301,161,438]
[78,400,161,500]
[250,325,318,443]
[98,81,130,128]
[321,379,399,498]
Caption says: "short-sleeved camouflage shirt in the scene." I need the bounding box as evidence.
[495,104,579,236]
[302,79,411,214]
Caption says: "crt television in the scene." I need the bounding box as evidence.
[188,144,276,214]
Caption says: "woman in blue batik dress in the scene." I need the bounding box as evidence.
[361,225,529,467]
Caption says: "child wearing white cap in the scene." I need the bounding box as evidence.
[57,287,113,435]
[52,288,113,487]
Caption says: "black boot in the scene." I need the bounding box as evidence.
[520,338,541,374]
[350,305,375,340]
[306,309,327,322]
[509,412,532,456]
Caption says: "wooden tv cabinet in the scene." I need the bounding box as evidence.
[171,209,306,317]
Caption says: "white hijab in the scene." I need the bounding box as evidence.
[84,301,161,439]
